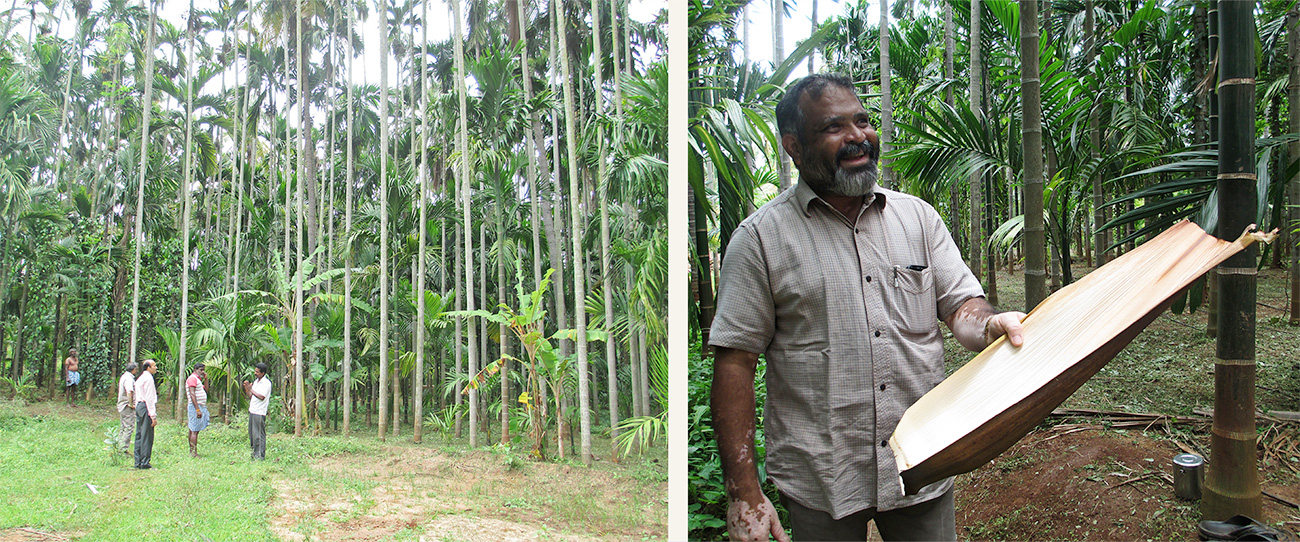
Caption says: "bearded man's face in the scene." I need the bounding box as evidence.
[784,85,880,197]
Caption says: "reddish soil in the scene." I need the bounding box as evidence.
[953,425,1300,541]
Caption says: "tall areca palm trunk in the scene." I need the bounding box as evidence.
[414,0,429,445]
[178,0,197,423]
[773,0,790,192]
[1207,4,1221,339]
[1289,5,1300,325]
[454,224,464,438]
[546,2,566,455]
[556,0,591,466]
[514,0,543,311]
[603,0,621,448]
[967,0,982,282]
[944,0,958,239]
[1203,0,1262,520]
[1021,0,1046,309]
[479,225,487,437]
[593,0,617,454]
[378,0,391,442]
[546,2,569,370]
[128,1,158,371]
[293,0,307,438]
[342,0,356,436]
[879,0,892,189]
[1087,0,1105,268]
[452,0,477,448]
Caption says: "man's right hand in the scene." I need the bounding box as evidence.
[150,416,157,427]
[726,493,789,542]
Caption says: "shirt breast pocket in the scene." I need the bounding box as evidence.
[889,265,938,336]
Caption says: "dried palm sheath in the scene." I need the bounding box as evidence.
[889,220,1277,495]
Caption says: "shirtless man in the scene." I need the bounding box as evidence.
[64,348,80,407]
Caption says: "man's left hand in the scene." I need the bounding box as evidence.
[985,311,1027,347]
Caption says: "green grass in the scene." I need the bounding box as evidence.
[0,404,285,540]
[1,399,667,540]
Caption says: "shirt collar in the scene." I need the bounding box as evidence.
[794,180,888,217]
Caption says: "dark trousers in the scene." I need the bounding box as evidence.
[781,486,956,542]
[249,413,266,460]
[133,402,153,468]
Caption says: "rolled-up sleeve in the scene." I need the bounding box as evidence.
[709,224,775,355]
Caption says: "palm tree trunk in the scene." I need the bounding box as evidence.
[774,0,791,192]
[1202,0,1262,520]
[547,5,569,366]
[1289,4,1300,325]
[944,0,959,243]
[968,0,983,283]
[1207,4,1221,339]
[178,0,196,423]
[879,0,893,189]
[128,1,158,370]
[1087,0,1106,268]
[414,0,429,445]
[479,224,488,437]
[1020,0,1046,310]
[454,226,464,438]
[557,0,592,466]
[604,0,622,449]
[378,2,391,442]
[453,0,478,448]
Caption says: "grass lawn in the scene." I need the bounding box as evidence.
[0,399,667,541]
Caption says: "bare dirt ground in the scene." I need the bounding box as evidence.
[0,528,82,542]
[954,425,1300,541]
[270,444,664,542]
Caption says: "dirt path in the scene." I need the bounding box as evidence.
[270,445,663,541]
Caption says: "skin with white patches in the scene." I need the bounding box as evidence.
[713,346,790,542]
[945,297,1026,351]
[726,491,790,542]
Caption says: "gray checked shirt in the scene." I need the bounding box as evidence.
[710,181,984,519]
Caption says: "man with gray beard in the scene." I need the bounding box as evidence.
[709,73,1027,541]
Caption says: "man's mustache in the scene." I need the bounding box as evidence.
[836,140,878,162]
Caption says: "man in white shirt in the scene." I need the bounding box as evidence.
[115,362,139,454]
[133,360,159,469]
[242,362,271,460]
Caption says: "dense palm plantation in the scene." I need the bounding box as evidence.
[0,0,668,465]
[689,0,1298,537]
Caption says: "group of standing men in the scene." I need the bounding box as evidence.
[113,359,273,468]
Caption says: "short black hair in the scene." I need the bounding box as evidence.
[255,362,268,375]
[142,360,155,370]
[193,363,205,371]
[775,73,858,142]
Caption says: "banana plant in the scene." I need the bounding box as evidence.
[449,268,607,460]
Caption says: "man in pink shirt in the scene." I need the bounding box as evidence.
[133,360,159,469]
[186,363,209,457]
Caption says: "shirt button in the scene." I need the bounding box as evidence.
[874,330,881,337]
[854,228,860,233]
[881,440,888,448]
[865,275,872,282]
[880,384,887,391]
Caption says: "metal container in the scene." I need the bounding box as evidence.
[1173,453,1204,500]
